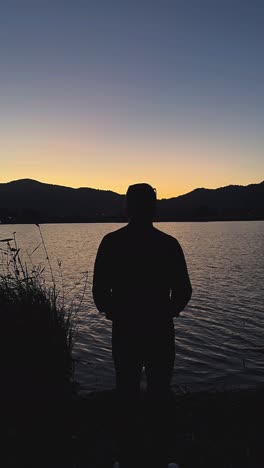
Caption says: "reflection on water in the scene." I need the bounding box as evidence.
[1,221,263,394]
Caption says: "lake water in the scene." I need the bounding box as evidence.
[1,221,263,394]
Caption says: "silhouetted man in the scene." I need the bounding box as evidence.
[93,183,192,398]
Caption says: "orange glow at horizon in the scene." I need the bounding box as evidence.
[1,123,263,199]
[1,167,262,200]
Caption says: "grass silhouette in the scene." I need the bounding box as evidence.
[0,225,88,400]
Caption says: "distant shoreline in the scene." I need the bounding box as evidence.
[1,179,264,225]
[1,217,264,225]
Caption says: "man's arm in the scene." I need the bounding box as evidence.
[169,240,192,317]
[92,236,113,318]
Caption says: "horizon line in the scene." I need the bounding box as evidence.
[1,177,264,201]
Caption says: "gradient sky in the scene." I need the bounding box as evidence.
[1,0,264,198]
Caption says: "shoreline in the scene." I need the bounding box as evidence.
[72,385,264,466]
[5,385,264,467]
[1,218,264,226]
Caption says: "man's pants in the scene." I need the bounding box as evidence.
[112,319,175,466]
[112,318,175,398]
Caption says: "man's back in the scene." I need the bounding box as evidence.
[93,223,191,324]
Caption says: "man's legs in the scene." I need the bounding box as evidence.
[112,322,143,399]
[112,322,144,467]
[145,319,175,396]
[144,319,175,466]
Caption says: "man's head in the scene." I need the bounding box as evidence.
[126,183,157,222]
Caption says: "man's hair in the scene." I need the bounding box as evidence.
[126,183,157,220]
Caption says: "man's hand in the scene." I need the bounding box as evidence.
[105,310,114,321]
[168,304,181,319]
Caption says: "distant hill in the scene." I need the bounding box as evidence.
[0,179,125,223]
[0,178,263,223]
[158,181,264,221]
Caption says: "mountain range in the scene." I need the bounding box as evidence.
[0,178,263,223]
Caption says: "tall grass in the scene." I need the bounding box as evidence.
[0,225,88,399]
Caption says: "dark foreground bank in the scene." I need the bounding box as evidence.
[4,386,264,468]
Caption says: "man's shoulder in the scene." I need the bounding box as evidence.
[153,226,181,248]
[102,225,128,244]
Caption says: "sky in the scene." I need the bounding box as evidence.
[1,0,264,198]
